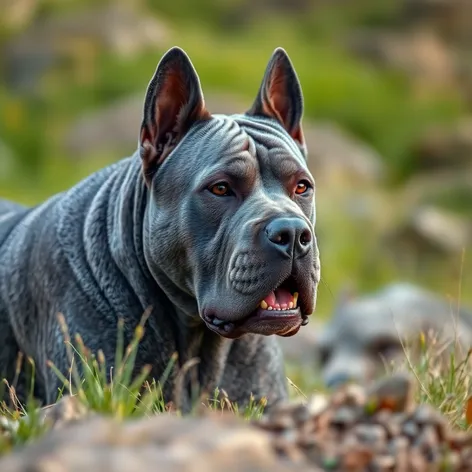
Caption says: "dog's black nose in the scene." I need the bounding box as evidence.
[265,217,312,258]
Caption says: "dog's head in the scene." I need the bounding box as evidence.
[139,47,320,339]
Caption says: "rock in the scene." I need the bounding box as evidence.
[306,395,329,417]
[413,118,472,172]
[400,169,472,214]
[346,29,457,93]
[400,0,472,46]
[383,205,472,257]
[0,0,40,31]
[366,373,416,414]
[330,406,359,429]
[302,122,385,187]
[39,395,90,430]
[353,423,387,449]
[258,374,472,470]
[2,4,172,94]
[2,375,472,471]
[315,282,472,388]
[0,412,302,472]
[402,421,420,441]
[346,2,472,104]
[340,446,373,471]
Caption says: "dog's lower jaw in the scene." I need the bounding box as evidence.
[202,308,309,339]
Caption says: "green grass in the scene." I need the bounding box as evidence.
[1,310,472,458]
[392,330,472,431]
[0,311,268,456]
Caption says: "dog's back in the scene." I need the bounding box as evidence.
[0,162,129,401]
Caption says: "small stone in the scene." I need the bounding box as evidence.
[261,412,295,432]
[39,395,89,430]
[0,416,18,434]
[366,373,415,413]
[280,429,298,444]
[419,424,439,445]
[448,431,472,450]
[353,424,387,449]
[402,421,420,441]
[306,395,329,417]
[416,425,440,464]
[373,411,403,438]
[316,410,334,432]
[341,446,373,471]
[331,389,349,408]
[459,446,472,467]
[373,454,396,470]
[330,407,358,430]
[389,436,410,470]
[272,435,305,463]
[299,418,317,437]
[290,404,312,425]
[412,404,444,425]
[408,446,429,472]
[343,384,367,407]
[296,430,317,449]
[411,404,448,440]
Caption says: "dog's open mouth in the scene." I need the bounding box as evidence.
[203,277,309,339]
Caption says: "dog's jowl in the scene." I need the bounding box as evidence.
[0,47,320,410]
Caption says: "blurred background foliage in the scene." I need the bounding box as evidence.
[0,0,471,316]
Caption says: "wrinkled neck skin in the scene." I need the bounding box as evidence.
[103,154,230,377]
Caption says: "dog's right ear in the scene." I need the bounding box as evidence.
[247,48,305,151]
[139,47,211,185]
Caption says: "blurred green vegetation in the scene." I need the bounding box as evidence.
[0,0,471,315]
[0,0,465,187]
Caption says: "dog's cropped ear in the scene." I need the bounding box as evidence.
[247,47,305,151]
[139,47,211,184]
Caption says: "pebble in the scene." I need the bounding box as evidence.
[255,373,472,471]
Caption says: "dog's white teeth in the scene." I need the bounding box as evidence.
[261,299,298,311]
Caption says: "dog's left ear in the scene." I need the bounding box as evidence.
[247,48,305,151]
[139,47,211,184]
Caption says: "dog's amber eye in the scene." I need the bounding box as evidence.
[210,182,232,196]
[295,180,310,195]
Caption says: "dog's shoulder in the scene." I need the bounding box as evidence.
[0,200,30,248]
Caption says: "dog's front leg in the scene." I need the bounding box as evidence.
[219,334,288,411]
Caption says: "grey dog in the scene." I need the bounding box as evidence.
[0,47,320,410]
